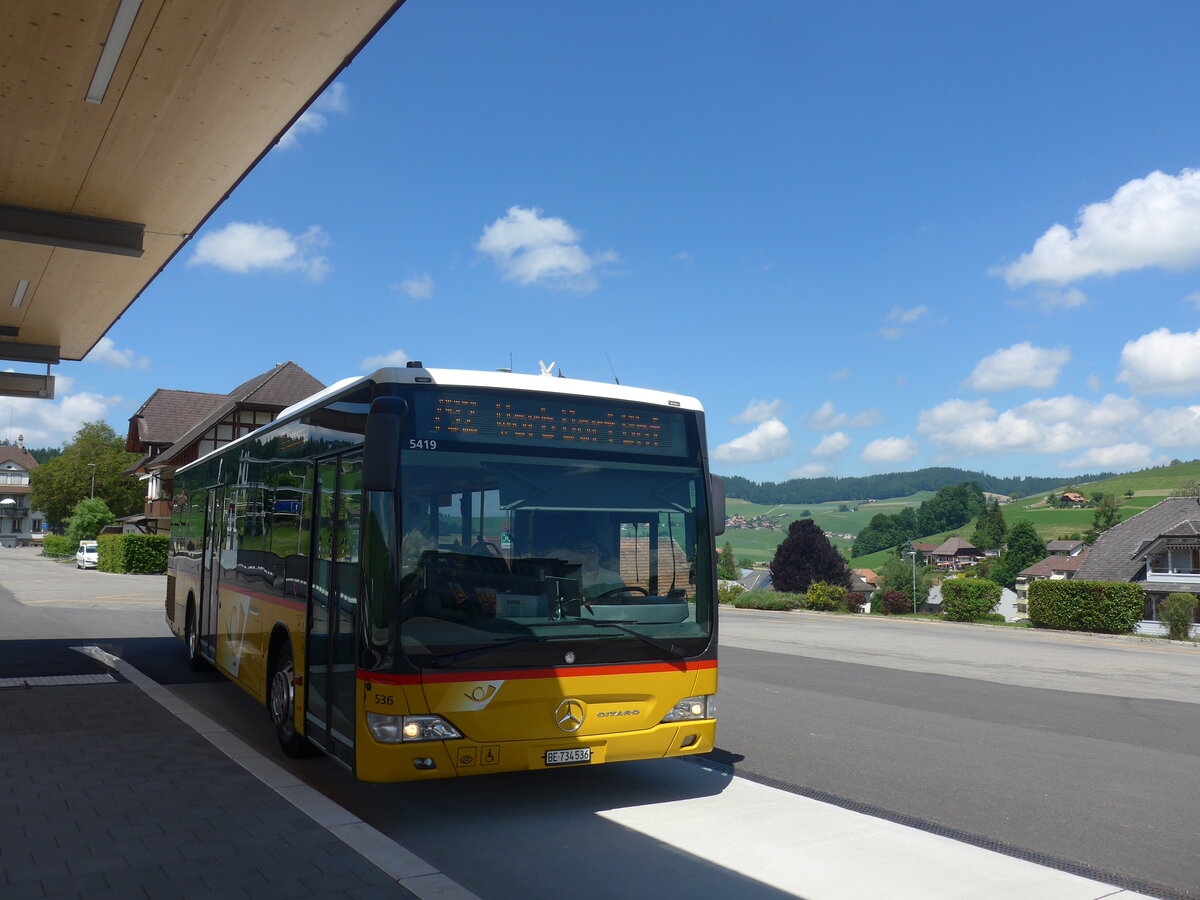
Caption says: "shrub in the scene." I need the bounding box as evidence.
[728,590,804,611]
[1027,580,1144,634]
[877,590,911,615]
[941,578,1002,622]
[717,584,746,605]
[42,535,75,557]
[1160,593,1196,641]
[95,534,169,574]
[805,581,847,612]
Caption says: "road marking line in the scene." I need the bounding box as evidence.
[20,599,162,607]
[70,646,482,900]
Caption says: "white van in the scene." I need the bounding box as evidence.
[75,540,98,569]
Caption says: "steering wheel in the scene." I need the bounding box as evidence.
[595,585,649,599]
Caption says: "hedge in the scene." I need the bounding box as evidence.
[1160,593,1196,641]
[941,578,1002,622]
[727,590,804,611]
[96,534,169,574]
[805,582,848,612]
[42,535,76,558]
[1027,580,1143,634]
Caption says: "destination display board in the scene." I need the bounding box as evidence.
[413,391,689,457]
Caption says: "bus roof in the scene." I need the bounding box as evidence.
[177,366,704,475]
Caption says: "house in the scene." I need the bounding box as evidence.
[0,438,46,547]
[738,568,773,592]
[852,568,879,587]
[848,571,875,609]
[125,363,324,533]
[1045,539,1087,557]
[929,537,984,570]
[1060,492,1087,508]
[1072,497,1200,636]
[909,542,938,564]
[1014,551,1089,615]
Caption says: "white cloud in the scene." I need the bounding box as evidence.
[1086,374,1102,392]
[188,222,331,281]
[917,394,1143,458]
[3,385,123,447]
[877,305,930,339]
[1060,443,1156,471]
[1184,292,1200,308]
[812,431,851,457]
[84,337,149,370]
[828,367,851,381]
[393,274,434,300]
[475,206,617,292]
[808,401,883,430]
[1035,287,1088,311]
[1152,406,1200,447]
[965,342,1071,392]
[673,251,693,265]
[732,399,785,424]
[277,82,348,150]
[786,463,830,478]
[360,349,410,370]
[861,436,918,465]
[997,169,1200,286]
[712,418,791,464]
[1117,327,1200,395]
[885,305,929,324]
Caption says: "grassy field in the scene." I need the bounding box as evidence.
[729,460,1200,570]
[723,493,933,566]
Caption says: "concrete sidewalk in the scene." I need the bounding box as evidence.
[0,655,461,900]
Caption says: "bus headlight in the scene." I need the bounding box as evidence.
[661,695,714,722]
[367,713,463,743]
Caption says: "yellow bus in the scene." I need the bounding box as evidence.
[166,364,721,781]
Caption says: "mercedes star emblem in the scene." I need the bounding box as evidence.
[554,699,585,732]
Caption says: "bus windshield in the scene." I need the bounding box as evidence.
[396,448,714,668]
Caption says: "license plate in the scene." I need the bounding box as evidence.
[545,747,591,766]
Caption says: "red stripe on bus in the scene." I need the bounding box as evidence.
[359,659,716,685]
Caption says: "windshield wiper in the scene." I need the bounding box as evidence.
[569,620,688,659]
[431,636,551,667]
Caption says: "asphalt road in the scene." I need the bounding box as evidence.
[2,547,1196,897]
[718,608,1200,897]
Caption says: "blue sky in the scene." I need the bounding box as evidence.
[9,1,1200,484]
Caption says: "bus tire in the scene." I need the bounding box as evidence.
[269,640,314,758]
[184,601,208,672]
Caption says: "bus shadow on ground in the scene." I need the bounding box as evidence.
[0,637,223,685]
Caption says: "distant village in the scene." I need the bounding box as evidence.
[724,513,855,542]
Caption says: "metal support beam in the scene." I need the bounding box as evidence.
[0,203,144,257]
[0,341,61,364]
[0,372,55,400]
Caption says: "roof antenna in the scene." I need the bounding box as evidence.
[604,350,620,385]
[538,360,556,377]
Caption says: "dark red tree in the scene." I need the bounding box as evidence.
[769,519,852,594]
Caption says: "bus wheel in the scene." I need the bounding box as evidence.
[269,641,314,758]
[184,603,208,672]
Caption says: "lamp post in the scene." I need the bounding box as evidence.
[906,547,917,615]
[87,463,96,499]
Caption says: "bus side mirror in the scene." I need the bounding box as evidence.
[710,475,726,536]
[363,397,409,492]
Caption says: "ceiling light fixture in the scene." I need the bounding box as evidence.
[85,0,143,105]
[11,280,29,309]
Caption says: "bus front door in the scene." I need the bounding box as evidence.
[199,486,226,661]
[305,452,363,767]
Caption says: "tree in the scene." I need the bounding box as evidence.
[970,500,1008,551]
[989,521,1047,589]
[66,497,116,544]
[875,553,933,608]
[1084,494,1122,543]
[717,542,739,580]
[770,519,851,594]
[1124,489,1135,499]
[29,422,144,530]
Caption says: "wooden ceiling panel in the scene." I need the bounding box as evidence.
[15,232,181,354]
[77,1,394,230]
[0,0,402,371]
